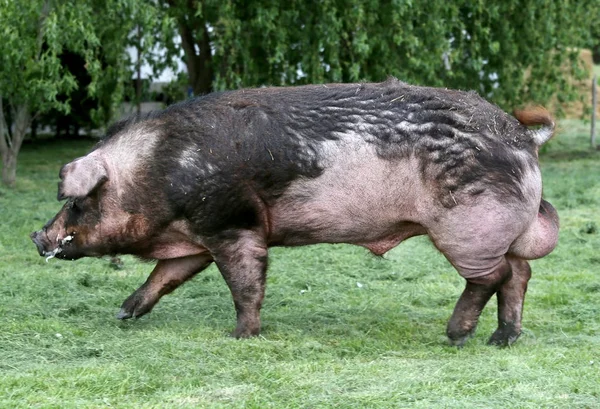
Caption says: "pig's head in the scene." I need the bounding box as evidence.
[31,153,115,260]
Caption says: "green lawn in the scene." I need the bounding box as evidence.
[1,121,599,408]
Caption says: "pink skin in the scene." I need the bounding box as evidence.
[32,141,559,346]
[265,154,558,346]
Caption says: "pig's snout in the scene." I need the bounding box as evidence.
[31,228,78,261]
[30,229,62,259]
[30,230,48,257]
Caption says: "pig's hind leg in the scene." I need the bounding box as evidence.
[446,255,531,347]
[117,254,213,319]
[487,255,531,346]
[444,256,512,347]
[207,230,269,338]
[486,200,559,345]
[430,214,526,347]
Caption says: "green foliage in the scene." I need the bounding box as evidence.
[0,0,174,186]
[0,0,102,186]
[160,71,190,105]
[165,0,596,109]
[0,0,175,121]
[0,120,599,408]
[0,0,98,114]
[587,0,600,63]
[84,0,176,126]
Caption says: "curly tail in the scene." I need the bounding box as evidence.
[513,106,555,146]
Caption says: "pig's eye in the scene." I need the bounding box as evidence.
[72,200,83,212]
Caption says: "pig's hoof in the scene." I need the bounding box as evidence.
[447,327,477,347]
[231,323,261,338]
[231,329,260,338]
[487,324,520,347]
[117,292,155,320]
[116,308,133,320]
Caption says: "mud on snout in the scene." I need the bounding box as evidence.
[30,228,77,261]
[30,209,78,262]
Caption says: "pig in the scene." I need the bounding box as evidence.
[31,79,559,346]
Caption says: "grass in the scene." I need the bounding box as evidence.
[1,122,599,408]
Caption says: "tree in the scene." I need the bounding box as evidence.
[0,0,174,187]
[590,7,600,64]
[161,0,213,96]
[161,0,594,109]
[37,50,96,140]
[0,0,100,187]
[89,0,175,125]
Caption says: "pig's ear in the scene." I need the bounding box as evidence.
[57,156,108,201]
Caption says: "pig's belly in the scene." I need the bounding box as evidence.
[268,194,427,253]
[267,156,430,253]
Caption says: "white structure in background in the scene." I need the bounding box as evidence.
[121,42,187,117]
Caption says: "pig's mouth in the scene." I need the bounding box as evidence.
[30,230,75,262]
[43,235,75,262]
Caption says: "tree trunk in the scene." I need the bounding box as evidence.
[190,21,213,95]
[136,24,142,115]
[56,117,62,138]
[592,44,600,65]
[169,0,214,96]
[1,149,18,187]
[31,117,38,140]
[0,96,11,186]
[0,101,31,187]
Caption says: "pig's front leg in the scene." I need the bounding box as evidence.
[117,254,213,319]
[208,230,268,338]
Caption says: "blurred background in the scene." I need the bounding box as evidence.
[1,0,599,186]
